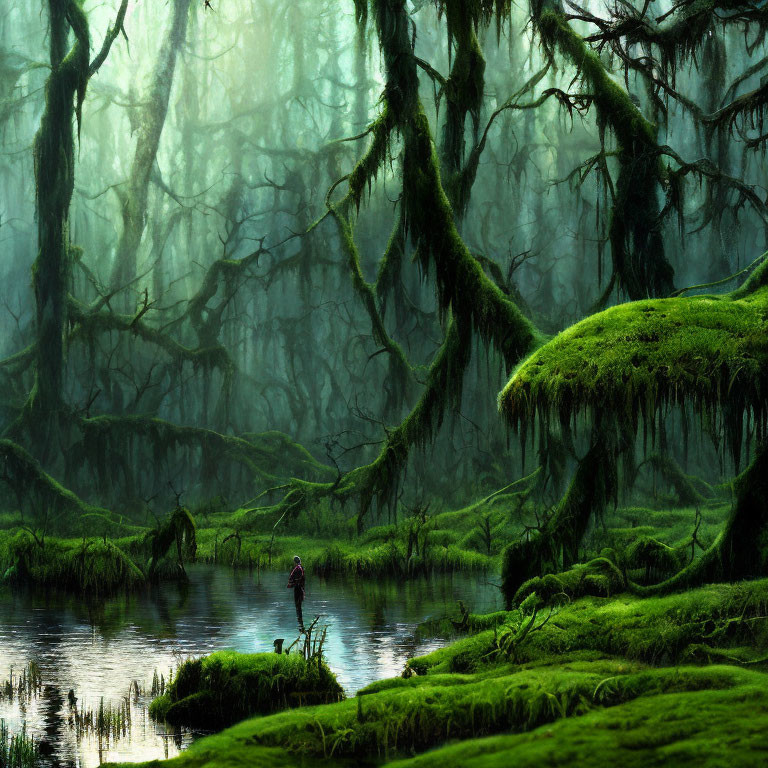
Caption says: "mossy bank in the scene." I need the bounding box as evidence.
[106,578,768,768]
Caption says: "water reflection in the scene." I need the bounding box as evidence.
[0,565,501,766]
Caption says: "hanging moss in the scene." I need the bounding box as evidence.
[76,415,334,498]
[438,0,486,213]
[330,205,414,413]
[145,506,196,580]
[346,0,536,370]
[533,1,675,299]
[499,284,768,460]
[614,0,733,78]
[500,255,768,594]
[259,316,473,531]
[68,295,235,376]
[256,0,536,530]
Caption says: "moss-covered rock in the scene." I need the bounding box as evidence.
[513,556,625,604]
[625,536,684,584]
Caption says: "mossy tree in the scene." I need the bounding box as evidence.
[500,261,768,600]
[109,0,193,300]
[29,0,128,449]
[3,0,768,560]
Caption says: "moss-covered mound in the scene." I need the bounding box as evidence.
[386,669,768,768]
[411,578,768,674]
[0,531,145,596]
[499,284,768,436]
[149,651,344,729]
[108,663,768,768]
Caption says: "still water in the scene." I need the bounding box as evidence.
[0,565,501,766]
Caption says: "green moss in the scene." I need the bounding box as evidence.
[386,667,768,767]
[513,557,625,604]
[0,530,145,595]
[411,578,768,673]
[108,659,768,768]
[625,536,683,584]
[500,286,768,446]
[101,573,768,768]
[151,650,344,729]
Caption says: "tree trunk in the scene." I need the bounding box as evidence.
[30,0,89,444]
[110,0,191,298]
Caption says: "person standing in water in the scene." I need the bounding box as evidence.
[287,555,305,630]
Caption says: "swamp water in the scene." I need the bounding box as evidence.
[0,565,501,766]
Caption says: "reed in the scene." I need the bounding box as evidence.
[0,721,39,768]
[0,664,42,706]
